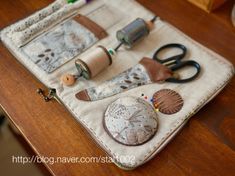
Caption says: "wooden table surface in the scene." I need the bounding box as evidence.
[0,0,235,175]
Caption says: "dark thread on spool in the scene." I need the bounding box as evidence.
[114,42,123,52]
[150,16,158,23]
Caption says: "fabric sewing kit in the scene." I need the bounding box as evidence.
[1,0,234,170]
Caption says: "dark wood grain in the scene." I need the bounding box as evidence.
[0,0,235,175]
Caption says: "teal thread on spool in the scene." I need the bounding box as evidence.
[67,0,78,3]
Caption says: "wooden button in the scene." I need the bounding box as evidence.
[61,74,76,86]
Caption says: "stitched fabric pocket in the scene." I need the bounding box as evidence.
[22,14,107,73]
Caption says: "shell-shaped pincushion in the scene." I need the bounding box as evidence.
[152,89,184,115]
[104,96,158,146]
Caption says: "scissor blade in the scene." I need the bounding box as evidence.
[76,64,152,101]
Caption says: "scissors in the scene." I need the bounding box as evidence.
[153,43,201,83]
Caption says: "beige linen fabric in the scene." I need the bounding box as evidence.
[1,0,234,169]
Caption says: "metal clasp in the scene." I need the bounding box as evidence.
[37,88,56,102]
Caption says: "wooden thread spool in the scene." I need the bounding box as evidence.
[61,46,115,86]
[75,46,115,79]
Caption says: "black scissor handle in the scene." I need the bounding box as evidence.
[166,60,201,83]
[153,43,187,64]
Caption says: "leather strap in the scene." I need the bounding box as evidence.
[74,14,107,40]
[139,57,173,82]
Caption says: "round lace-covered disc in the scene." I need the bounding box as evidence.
[104,96,158,146]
